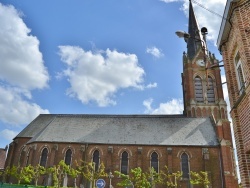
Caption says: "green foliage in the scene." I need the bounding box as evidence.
[115,167,153,188]
[68,165,80,188]
[190,171,210,188]
[146,167,162,187]
[30,164,46,186]
[48,160,71,188]
[3,162,211,188]
[68,167,79,179]
[21,165,34,184]
[0,166,11,183]
[159,166,182,187]
[76,161,107,188]
[130,167,151,188]
[115,166,183,188]
[10,165,34,184]
[114,171,132,187]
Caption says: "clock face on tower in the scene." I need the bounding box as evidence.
[196,59,205,67]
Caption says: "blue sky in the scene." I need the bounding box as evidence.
[0,0,227,148]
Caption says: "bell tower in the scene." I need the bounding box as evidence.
[180,1,239,187]
[181,1,227,121]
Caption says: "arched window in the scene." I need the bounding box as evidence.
[92,150,100,172]
[207,76,215,103]
[194,76,204,103]
[151,152,159,173]
[234,52,245,94]
[121,151,129,175]
[65,149,72,166]
[181,153,190,179]
[40,148,48,167]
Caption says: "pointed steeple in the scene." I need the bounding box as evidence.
[187,0,203,59]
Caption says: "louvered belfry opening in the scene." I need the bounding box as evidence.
[207,76,215,103]
[195,76,204,103]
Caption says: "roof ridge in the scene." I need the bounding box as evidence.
[41,114,189,118]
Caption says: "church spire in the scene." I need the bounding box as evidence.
[187,0,203,59]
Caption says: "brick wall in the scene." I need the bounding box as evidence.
[6,138,224,188]
[220,0,250,187]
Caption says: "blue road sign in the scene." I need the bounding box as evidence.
[96,179,106,188]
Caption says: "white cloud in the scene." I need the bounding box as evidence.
[146,82,157,89]
[0,86,49,125]
[146,46,164,58]
[0,3,50,126]
[58,46,145,107]
[0,3,49,90]
[160,0,227,43]
[143,98,183,114]
[0,129,18,142]
[143,98,154,112]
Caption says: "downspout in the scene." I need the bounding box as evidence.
[219,147,225,188]
[83,143,88,188]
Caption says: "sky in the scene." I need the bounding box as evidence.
[0,0,228,149]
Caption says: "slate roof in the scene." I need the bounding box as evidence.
[16,114,219,146]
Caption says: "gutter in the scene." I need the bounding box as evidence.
[217,0,249,53]
[217,0,234,49]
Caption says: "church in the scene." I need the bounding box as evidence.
[5,1,238,188]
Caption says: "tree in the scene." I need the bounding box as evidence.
[159,166,182,187]
[76,161,107,188]
[48,160,70,188]
[68,166,80,188]
[30,164,46,186]
[0,166,11,183]
[114,172,132,187]
[146,167,162,187]
[115,166,183,188]
[190,171,210,188]
[115,167,152,188]
[21,165,35,184]
[10,165,33,184]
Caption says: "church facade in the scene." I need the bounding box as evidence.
[5,1,239,187]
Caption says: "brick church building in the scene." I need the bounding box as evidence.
[217,0,250,187]
[5,1,238,187]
